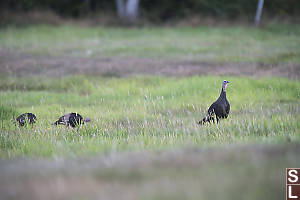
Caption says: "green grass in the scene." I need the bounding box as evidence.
[0,24,300,158]
[0,24,299,200]
[1,144,299,200]
[0,76,299,158]
[1,23,299,200]
[1,24,300,62]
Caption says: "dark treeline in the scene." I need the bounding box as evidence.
[1,0,300,22]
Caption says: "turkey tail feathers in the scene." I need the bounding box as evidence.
[198,114,214,125]
[197,117,206,125]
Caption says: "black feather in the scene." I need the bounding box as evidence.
[53,113,85,128]
[16,113,37,126]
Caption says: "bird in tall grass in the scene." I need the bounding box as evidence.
[52,113,90,128]
[198,80,230,125]
[16,113,37,126]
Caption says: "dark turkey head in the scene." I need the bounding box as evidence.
[222,80,230,91]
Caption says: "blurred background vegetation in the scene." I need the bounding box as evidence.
[1,0,300,25]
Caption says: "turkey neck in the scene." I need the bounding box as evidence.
[219,87,226,99]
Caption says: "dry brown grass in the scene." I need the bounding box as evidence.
[1,50,299,79]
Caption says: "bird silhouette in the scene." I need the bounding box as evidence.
[198,80,230,125]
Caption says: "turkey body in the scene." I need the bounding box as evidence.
[53,113,90,128]
[199,80,230,124]
[16,113,37,126]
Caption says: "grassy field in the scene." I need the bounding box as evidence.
[0,23,300,200]
[0,23,300,62]
[1,144,300,200]
[0,76,299,158]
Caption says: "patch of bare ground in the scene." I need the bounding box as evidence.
[0,144,299,200]
[1,50,299,79]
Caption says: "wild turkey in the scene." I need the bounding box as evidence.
[16,113,37,126]
[198,80,230,125]
[52,113,90,128]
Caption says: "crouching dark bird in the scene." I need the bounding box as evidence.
[16,113,37,126]
[52,113,90,128]
[198,80,230,125]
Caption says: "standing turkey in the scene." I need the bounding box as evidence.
[52,113,90,128]
[16,113,37,126]
[198,80,230,125]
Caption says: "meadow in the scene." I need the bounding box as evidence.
[0,23,300,62]
[0,23,300,199]
[0,76,299,158]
